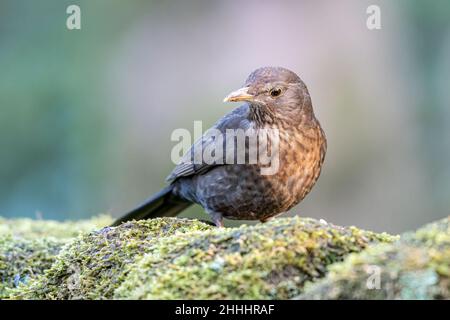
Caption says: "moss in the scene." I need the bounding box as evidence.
[0,235,65,298]
[4,216,396,300]
[12,218,212,299]
[0,215,113,299]
[0,215,113,240]
[5,215,447,300]
[298,217,450,300]
[113,217,394,299]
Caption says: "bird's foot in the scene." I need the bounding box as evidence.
[213,217,224,228]
[209,211,224,228]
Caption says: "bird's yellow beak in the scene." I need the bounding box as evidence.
[223,86,254,103]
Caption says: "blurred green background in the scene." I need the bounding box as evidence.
[1,0,449,233]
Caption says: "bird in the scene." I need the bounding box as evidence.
[112,66,327,227]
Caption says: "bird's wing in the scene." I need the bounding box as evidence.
[166,105,252,182]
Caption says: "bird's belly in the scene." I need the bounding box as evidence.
[193,163,311,220]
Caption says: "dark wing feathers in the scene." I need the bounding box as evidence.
[166,105,251,182]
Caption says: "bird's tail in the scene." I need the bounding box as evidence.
[111,185,191,226]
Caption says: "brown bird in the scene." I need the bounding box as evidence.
[112,67,326,227]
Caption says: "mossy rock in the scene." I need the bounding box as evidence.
[0,236,65,298]
[0,215,114,299]
[11,216,394,299]
[298,217,450,300]
[114,218,394,299]
[12,218,213,299]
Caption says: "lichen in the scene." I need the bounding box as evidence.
[12,218,213,300]
[113,217,394,299]
[298,217,450,300]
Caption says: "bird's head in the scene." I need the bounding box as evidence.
[224,66,314,125]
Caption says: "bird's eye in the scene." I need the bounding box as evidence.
[270,88,282,97]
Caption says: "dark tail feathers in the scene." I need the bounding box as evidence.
[111,185,191,226]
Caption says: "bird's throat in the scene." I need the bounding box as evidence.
[248,103,277,127]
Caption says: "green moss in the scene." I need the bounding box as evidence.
[114,217,394,299]
[5,216,397,300]
[13,218,212,299]
[0,235,65,298]
[5,215,447,300]
[0,214,113,299]
[0,215,113,240]
[299,217,450,300]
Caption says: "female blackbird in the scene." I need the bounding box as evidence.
[112,67,326,227]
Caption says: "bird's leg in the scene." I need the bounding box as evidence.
[209,211,224,228]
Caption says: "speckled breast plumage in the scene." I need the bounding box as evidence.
[174,120,326,221]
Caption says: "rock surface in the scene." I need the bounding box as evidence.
[0,215,113,298]
[13,218,212,299]
[1,214,448,300]
[298,217,450,299]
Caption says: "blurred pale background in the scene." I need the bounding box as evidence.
[1,0,449,233]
